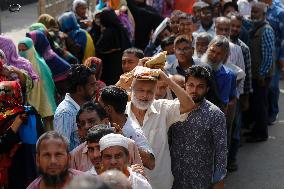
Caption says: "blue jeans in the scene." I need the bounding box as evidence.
[268,63,281,119]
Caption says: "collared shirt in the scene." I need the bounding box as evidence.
[235,39,253,94]
[226,42,246,97]
[266,4,284,61]
[237,0,256,17]
[54,93,81,151]
[26,169,83,189]
[70,139,143,172]
[192,23,216,39]
[170,100,227,189]
[123,116,153,154]
[213,65,237,104]
[85,166,98,176]
[260,26,275,76]
[126,99,187,189]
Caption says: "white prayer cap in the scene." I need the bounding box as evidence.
[99,134,129,152]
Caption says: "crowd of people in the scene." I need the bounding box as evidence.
[0,0,283,188]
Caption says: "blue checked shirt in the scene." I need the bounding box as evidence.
[260,27,275,76]
[266,4,284,62]
[235,39,253,93]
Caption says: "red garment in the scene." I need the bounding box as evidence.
[174,0,196,14]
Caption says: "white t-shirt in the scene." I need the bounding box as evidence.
[123,116,153,154]
[126,99,187,189]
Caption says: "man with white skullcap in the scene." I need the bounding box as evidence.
[100,133,152,189]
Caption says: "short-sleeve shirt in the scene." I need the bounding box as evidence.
[126,99,187,189]
[26,169,83,189]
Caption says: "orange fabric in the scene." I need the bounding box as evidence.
[174,0,196,14]
[108,0,120,10]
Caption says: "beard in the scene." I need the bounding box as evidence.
[191,94,206,103]
[131,92,154,110]
[201,54,221,71]
[39,167,69,187]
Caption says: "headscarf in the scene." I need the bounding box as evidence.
[18,37,57,117]
[83,56,102,79]
[38,14,60,31]
[58,12,95,62]
[0,35,39,81]
[0,81,24,127]
[26,30,71,82]
[97,9,131,52]
[29,23,47,32]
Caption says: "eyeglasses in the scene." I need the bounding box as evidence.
[175,47,192,54]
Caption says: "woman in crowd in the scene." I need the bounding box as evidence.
[58,11,95,63]
[95,8,131,85]
[32,18,79,64]
[18,37,57,130]
[0,36,38,82]
[0,81,44,189]
[26,30,71,96]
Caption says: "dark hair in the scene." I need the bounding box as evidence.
[222,1,238,15]
[227,11,243,22]
[123,47,144,59]
[161,35,176,50]
[36,131,69,154]
[86,125,114,143]
[100,86,128,114]
[174,35,192,48]
[76,101,108,125]
[185,65,211,86]
[67,64,96,93]
[65,175,111,189]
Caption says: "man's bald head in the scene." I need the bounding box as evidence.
[100,170,131,189]
[215,17,231,37]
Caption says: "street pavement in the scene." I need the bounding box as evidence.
[225,79,284,189]
[2,3,284,189]
[1,2,38,44]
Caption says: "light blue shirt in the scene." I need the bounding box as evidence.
[54,93,81,151]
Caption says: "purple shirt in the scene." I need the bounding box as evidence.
[26,169,82,189]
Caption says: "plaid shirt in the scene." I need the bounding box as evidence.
[235,39,253,93]
[266,4,284,62]
[260,26,275,76]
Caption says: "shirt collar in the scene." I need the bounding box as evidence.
[65,93,80,111]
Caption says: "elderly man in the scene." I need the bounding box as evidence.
[259,0,284,125]
[85,125,143,176]
[126,66,195,189]
[246,2,275,142]
[98,85,155,169]
[171,65,227,189]
[193,32,213,60]
[100,170,132,189]
[100,133,152,189]
[27,131,82,189]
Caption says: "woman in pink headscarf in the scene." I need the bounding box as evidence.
[0,35,39,81]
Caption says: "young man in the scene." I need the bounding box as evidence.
[70,102,109,171]
[99,133,152,189]
[27,131,82,189]
[54,64,96,150]
[99,86,155,170]
[170,65,227,189]
[165,35,195,76]
[122,48,144,73]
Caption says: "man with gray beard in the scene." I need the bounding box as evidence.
[27,131,82,189]
[126,67,196,189]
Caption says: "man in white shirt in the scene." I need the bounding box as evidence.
[126,68,195,189]
[98,85,155,170]
[100,133,152,189]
